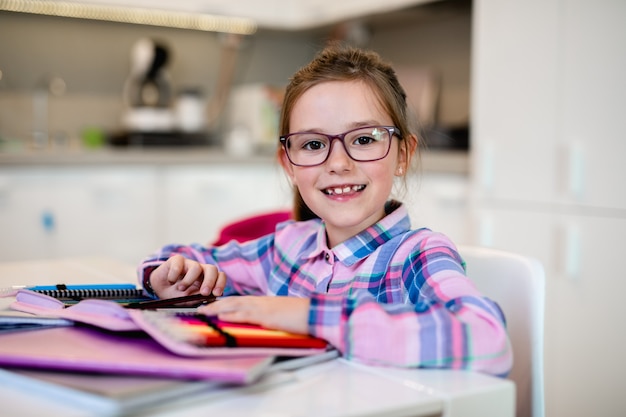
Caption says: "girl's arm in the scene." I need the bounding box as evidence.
[307,244,513,377]
[137,235,276,298]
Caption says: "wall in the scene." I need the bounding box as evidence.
[0,3,472,148]
[368,6,471,128]
[0,11,322,146]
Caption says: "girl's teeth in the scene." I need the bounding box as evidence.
[327,185,364,195]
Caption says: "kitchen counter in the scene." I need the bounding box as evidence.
[0,147,469,174]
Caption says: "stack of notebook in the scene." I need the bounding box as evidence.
[0,284,338,415]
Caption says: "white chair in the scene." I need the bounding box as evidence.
[458,245,545,417]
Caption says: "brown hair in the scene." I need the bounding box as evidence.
[278,42,419,220]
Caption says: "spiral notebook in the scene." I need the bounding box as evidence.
[16,284,152,306]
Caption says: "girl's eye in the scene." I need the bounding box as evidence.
[353,135,375,146]
[302,139,326,151]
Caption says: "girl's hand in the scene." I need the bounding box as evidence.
[198,296,310,335]
[149,255,226,299]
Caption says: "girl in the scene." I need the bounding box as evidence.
[138,43,512,376]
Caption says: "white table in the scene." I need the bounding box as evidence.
[0,258,515,417]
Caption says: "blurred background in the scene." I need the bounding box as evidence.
[0,0,625,416]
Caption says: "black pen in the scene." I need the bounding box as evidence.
[125,293,217,309]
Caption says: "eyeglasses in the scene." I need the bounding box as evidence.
[279,125,399,167]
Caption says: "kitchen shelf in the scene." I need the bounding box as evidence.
[0,147,469,174]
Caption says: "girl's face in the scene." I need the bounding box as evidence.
[280,80,410,247]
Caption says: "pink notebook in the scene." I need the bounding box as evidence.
[129,310,329,357]
[11,289,140,331]
[0,326,274,384]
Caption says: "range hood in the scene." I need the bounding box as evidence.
[2,0,437,31]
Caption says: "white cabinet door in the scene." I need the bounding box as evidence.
[546,213,626,416]
[472,205,626,417]
[80,167,160,264]
[0,167,158,264]
[405,172,470,245]
[558,0,626,210]
[473,0,626,210]
[0,168,74,261]
[472,1,626,416]
[162,164,292,247]
[471,0,560,204]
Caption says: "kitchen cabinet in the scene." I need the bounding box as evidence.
[471,1,626,416]
[163,166,471,249]
[405,172,470,245]
[162,164,292,246]
[0,166,159,264]
[473,205,626,416]
[0,155,469,264]
[0,163,291,264]
[557,1,626,211]
[471,0,560,205]
[472,0,626,210]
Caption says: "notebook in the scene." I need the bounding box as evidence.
[0,325,274,383]
[11,289,142,331]
[130,310,329,357]
[0,367,294,416]
[0,314,73,334]
[1,284,152,305]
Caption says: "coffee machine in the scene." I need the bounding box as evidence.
[121,38,176,134]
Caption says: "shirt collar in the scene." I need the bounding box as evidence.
[303,201,412,266]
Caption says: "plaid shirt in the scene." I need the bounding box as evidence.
[139,203,512,376]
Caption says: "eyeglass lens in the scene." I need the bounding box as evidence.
[284,126,392,166]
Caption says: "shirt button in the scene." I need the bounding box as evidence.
[325,253,331,262]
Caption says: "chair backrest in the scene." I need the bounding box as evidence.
[211,210,292,246]
[458,245,545,417]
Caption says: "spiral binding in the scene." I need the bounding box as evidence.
[34,288,145,299]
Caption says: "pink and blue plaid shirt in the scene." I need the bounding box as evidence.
[139,202,512,376]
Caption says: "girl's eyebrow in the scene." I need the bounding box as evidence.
[295,121,385,134]
[348,120,384,129]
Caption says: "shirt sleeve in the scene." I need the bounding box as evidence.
[307,237,513,377]
[137,235,277,296]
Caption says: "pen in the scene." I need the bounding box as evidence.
[125,293,217,309]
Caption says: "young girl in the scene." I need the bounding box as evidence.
[138,43,512,376]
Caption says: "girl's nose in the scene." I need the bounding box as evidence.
[325,139,353,171]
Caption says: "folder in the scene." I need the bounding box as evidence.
[0,325,274,383]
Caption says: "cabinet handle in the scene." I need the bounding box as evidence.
[477,141,495,194]
[0,176,9,206]
[566,142,585,201]
[477,211,494,247]
[556,221,581,280]
[41,210,55,233]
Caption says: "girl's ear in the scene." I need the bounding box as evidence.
[396,133,417,176]
[279,148,297,185]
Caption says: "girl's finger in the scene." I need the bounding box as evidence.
[198,265,217,296]
[178,261,203,289]
[212,271,227,296]
[198,296,240,315]
[166,256,185,283]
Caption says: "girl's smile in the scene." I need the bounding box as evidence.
[321,184,366,196]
